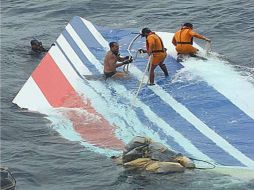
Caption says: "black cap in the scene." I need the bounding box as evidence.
[183,23,193,28]
[140,27,151,37]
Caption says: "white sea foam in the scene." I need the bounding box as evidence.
[180,56,254,121]
[158,31,254,120]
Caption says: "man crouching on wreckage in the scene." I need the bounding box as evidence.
[111,136,195,173]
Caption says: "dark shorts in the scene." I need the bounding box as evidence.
[104,71,116,79]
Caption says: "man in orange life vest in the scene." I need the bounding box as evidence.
[172,23,211,58]
[139,28,169,85]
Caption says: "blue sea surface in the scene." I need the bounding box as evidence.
[1,0,254,189]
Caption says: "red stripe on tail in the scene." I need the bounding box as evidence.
[32,53,124,150]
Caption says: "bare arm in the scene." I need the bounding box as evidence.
[115,62,125,68]
[115,56,132,68]
[116,55,130,62]
[172,35,177,46]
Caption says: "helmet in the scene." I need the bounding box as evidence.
[140,27,151,37]
[183,23,193,28]
[31,39,41,46]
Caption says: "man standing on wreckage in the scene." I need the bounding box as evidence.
[138,28,169,85]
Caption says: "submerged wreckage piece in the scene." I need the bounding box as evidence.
[112,136,195,173]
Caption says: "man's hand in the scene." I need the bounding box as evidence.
[205,38,211,43]
[123,60,130,65]
[124,56,133,63]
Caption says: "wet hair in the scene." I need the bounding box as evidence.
[141,27,152,37]
[109,42,118,48]
[183,23,193,28]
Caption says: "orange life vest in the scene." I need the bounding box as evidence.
[172,27,206,54]
[146,32,167,65]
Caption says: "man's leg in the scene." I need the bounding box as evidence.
[149,64,157,85]
[111,72,126,79]
[159,62,169,77]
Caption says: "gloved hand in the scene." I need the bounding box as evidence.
[128,56,133,63]
[138,49,146,53]
[124,56,133,63]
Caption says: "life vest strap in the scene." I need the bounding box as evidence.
[152,48,167,53]
[176,42,192,44]
[148,34,166,54]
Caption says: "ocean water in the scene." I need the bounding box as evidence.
[1,0,254,189]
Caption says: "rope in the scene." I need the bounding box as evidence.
[189,157,216,170]
[147,55,153,84]
[131,54,153,107]
[205,41,212,57]
[127,33,141,57]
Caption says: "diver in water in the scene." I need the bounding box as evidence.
[30,39,48,53]
[30,39,55,54]
[172,23,211,62]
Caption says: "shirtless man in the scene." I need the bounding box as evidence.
[104,42,133,79]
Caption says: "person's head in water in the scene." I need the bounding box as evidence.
[140,27,152,37]
[30,39,46,52]
[183,23,193,29]
[109,42,119,56]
